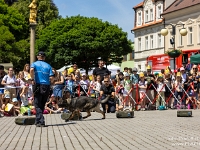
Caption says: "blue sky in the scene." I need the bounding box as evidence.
[55,0,142,42]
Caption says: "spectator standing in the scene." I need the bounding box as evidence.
[30,51,54,127]
[123,67,128,76]
[174,72,184,108]
[145,65,156,105]
[1,67,17,100]
[138,72,147,111]
[93,60,110,82]
[52,68,64,100]
[155,73,165,109]
[130,67,139,108]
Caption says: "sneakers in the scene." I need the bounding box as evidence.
[0,112,4,117]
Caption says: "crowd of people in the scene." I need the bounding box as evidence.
[0,55,200,120]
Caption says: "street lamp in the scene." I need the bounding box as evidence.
[160,22,187,70]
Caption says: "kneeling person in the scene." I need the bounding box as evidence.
[100,77,116,113]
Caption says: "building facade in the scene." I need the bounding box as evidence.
[132,0,175,71]
[161,0,200,56]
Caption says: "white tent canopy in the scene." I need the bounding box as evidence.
[57,64,120,75]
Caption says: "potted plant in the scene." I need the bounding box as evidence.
[165,49,182,58]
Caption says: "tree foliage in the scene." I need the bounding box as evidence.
[0,0,29,70]
[36,15,132,72]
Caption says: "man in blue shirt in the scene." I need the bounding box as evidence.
[30,51,54,127]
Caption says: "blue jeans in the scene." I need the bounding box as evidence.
[174,91,185,106]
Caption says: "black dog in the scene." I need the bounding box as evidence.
[58,94,110,120]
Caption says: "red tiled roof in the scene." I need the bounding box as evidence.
[133,2,144,9]
[132,20,163,31]
[162,0,200,15]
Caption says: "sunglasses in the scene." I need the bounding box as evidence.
[104,81,109,82]
[193,68,197,69]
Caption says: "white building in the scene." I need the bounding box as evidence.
[162,0,200,57]
[132,0,175,71]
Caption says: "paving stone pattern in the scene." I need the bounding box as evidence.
[0,110,200,150]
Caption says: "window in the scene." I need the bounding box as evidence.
[132,51,134,59]
[158,34,161,48]
[138,12,141,25]
[150,35,153,49]
[188,27,193,45]
[179,34,183,46]
[138,38,141,51]
[145,10,149,23]
[150,9,153,21]
[145,36,149,49]
[157,6,161,19]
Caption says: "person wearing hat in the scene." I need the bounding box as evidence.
[165,70,173,109]
[155,73,165,109]
[122,72,132,109]
[146,65,156,106]
[30,51,54,127]
[138,72,147,110]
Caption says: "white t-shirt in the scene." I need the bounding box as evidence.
[175,81,183,92]
[80,80,90,90]
[2,75,16,88]
[21,94,29,106]
[94,81,101,92]
[138,80,147,92]
[157,82,165,92]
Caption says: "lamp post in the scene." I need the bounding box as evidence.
[160,22,187,70]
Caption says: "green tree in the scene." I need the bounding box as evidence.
[0,0,29,70]
[36,15,132,73]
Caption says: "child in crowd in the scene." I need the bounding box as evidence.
[123,72,132,108]
[79,73,90,96]
[93,75,102,99]
[12,98,20,116]
[164,70,174,109]
[19,84,34,116]
[174,72,184,108]
[116,72,124,102]
[46,99,62,114]
[66,73,75,94]
[16,71,26,103]
[138,72,147,111]
[155,73,165,109]
[1,93,16,116]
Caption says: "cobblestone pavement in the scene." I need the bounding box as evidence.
[0,110,200,150]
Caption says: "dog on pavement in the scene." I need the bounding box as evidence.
[58,93,110,120]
